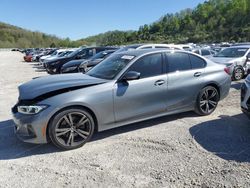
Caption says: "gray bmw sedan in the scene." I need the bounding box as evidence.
[12,49,231,150]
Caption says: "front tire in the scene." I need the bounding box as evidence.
[195,86,219,116]
[48,107,95,150]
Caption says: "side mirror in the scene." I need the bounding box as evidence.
[122,71,140,81]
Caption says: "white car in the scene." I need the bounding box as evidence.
[209,46,250,80]
[192,49,216,58]
[40,49,69,63]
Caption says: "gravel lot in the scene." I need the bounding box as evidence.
[0,51,250,188]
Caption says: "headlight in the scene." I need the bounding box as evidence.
[17,105,48,115]
[64,66,77,72]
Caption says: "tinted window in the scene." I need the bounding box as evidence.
[193,50,200,55]
[96,48,104,53]
[87,54,134,80]
[189,54,206,69]
[128,53,162,78]
[166,52,191,72]
[140,46,152,49]
[155,46,170,49]
[201,49,210,56]
[214,47,249,58]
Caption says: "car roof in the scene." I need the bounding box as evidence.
[114,48,185,57]
[227,45,250,48]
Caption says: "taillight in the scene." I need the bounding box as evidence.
[224,67,230,75]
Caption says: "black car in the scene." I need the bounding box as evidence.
[61,49,117,74]
[45,47,117,74]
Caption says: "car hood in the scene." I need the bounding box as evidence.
[41,55,51,60]
[18,73,108,100]
[62,59,85,68]
[45,56,65,62]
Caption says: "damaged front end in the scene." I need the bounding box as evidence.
[12,74,108,144]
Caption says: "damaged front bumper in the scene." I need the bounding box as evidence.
[12,105,52,144]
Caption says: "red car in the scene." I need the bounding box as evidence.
[23,54,33,62]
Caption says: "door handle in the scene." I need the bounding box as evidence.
[154,80,165,86]
[194,72,202,77]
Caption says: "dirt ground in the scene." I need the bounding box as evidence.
[0,51,250,188]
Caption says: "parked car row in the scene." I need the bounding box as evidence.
[13,45,237,150]
[20,43,250,82]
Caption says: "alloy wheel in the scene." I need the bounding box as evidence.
[54,112,92,147]
[199,87,218,114]
[234,68,243,80]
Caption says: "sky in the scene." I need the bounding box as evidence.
[0,0,206,40]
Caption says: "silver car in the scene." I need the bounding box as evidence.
[241,75,250,119]
[209,46,250,80]
[12,49,231,150]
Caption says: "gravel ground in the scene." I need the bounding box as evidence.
[0,51,250,188]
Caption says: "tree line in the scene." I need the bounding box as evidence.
[80,0,250,45]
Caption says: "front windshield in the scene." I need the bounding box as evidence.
[86,54,135,80]
[214,48,248,58]
[68,48,81,57]
[91,51,111,60]
[58,51,67,57]
[51,51,58,56]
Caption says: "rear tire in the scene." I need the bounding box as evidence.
[232,67,244,81]
[48,107,95,150]
[195,86,219,116]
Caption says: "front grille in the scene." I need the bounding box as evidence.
[241,83,247,101]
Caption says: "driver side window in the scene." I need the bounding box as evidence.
[127,53,163,79]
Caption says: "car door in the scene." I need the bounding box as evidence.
[113,53,168,123]
[165,52,206,111]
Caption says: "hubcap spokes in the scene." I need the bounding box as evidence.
[200,88,218,113]
[55,112,91,147]
[235,69,243,80]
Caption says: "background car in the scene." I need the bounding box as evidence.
[61,49,117,73]
[209,45,250,80]
[45,46,117,74]
[12,49,231,150]
[241,75,250,119]
[40,49,70,64]
[115,44,182,54]
[192,49,216,58]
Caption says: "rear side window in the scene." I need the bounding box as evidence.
[189,54,206,69]
[140,46,152,49]
[193,50,200,55]
[166,52,191,73]
[201,49,210,56]
[96,48,104,53]
[128,53,162,78]
[155,46,170,49]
